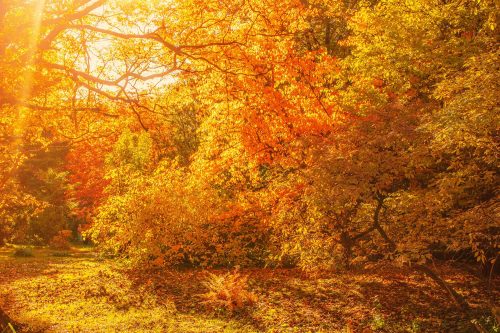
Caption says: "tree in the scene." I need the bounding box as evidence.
[0,1,497,309]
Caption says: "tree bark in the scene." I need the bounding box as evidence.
[414,264,490,333]
[0,307,21,332]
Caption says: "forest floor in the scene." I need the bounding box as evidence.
[0,247,498,333]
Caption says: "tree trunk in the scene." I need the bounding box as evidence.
[413,264,487,333]
[0,307,21,332]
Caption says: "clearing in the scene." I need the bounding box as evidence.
[0,247,497,332]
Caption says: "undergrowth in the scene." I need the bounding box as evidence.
[200,270,258,314]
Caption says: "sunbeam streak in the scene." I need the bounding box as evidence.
[14,0,46,140]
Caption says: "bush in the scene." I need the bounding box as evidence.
[13,247,34,257]
[49,230,72,250]
[199,270,257,314]
[89,154,270,268]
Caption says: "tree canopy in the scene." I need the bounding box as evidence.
[0,0,498,284]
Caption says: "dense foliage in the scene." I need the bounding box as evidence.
[0,0,498,276]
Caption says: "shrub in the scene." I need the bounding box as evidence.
[13,247,34,257]
[89,154,270,268]
[199,270,257,314]
[49,230,72,250]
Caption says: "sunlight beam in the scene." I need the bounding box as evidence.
[14,0,46,142]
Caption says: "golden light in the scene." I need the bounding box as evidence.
[14,0,46,140]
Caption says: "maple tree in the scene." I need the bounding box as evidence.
[0,0,498,330]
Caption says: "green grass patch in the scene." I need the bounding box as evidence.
[12,247,34,257]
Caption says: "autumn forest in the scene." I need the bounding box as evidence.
[0,0,498,332]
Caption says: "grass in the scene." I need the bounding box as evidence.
[12,247,34,258]
[0,247,498,332]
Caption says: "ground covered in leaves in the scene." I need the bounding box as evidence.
[0,247,497,332]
